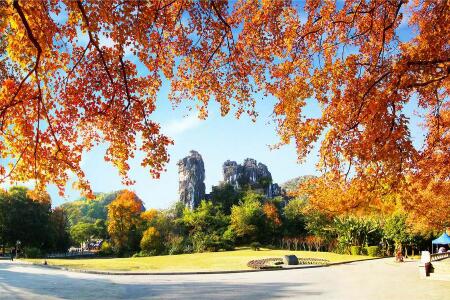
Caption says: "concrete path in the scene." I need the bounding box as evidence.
[0,258,449,299]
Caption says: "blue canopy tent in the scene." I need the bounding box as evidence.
[432,232,450,253]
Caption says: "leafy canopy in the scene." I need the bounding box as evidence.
[107,190,144,253]
[0,1,448,219]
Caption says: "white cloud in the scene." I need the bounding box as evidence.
[163,114,202,136]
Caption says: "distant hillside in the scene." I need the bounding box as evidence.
[60,190,124,226]
[281,175,317,193]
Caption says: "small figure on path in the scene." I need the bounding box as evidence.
[10,248,15,261]
[395,248,404,262]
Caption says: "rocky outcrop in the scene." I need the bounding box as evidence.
[178,152,285,209]
[177,150,206,210]
[223,158,271,188]
[223,160,243,189]
[222,158,282,198]
[267,183,282,198]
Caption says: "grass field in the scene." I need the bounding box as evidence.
[23,248,371,272]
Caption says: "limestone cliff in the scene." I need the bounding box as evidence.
[222,158,282,198]
[177,150,206,209]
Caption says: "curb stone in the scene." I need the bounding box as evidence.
[16,256,385,276]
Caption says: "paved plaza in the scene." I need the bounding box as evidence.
[0,258,449,299]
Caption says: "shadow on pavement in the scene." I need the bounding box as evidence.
[0,261,321,299]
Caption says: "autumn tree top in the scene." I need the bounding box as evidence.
[0,0,448,202]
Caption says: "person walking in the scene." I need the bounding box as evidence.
[10,248,14,261]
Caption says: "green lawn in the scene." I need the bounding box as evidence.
[22,248,371,272]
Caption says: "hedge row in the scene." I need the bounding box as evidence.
[350,245,380,256]
[297,258,329,265]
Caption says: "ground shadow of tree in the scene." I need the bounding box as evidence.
[0,262,322,299]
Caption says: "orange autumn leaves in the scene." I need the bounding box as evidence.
[295,173,449,232]
[1,0,176,197]
[0,0,448,225]
[263,202,281,227]
[107,190,144,251]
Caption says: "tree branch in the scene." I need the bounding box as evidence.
[13,0,44,180]
[76,0,115,85]
[119,55,132,112]
[2,0,43,122]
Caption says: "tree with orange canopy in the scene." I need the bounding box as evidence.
[0,1,448,224]
[107,190,144,254]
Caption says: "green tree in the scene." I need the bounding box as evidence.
[140,227,163,255]
[210,183,243,215]
[242,190,265,204]
[383,212,412,253]
[0,187,52,252]
[332,216,381,253]
[61,191,122,226]
[0,189,9,253]
[140,203,189,255]
[282,198,307,237]
[49,207,71,252]
[0,189,9,255]
[230,192,264,243]
[183,201,231,252]
[93,219,108,240]
[70,222,96,247]
[304,210,333,241]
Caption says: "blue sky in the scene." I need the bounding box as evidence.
[3,1,425,210]
[47,87,323,209]
[44,83,423,210]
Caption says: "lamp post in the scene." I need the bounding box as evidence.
[16,240,21,259]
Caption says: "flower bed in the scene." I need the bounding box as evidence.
[247,258,283,269]
[297,258,329,265]
[247,257,329,269]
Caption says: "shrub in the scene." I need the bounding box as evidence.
[365,246,379,257]
[132,252,144,257]
[183,244,193,254]
[264,244,277,250]
[221,239,235,251]
[167,235,185,255]
[132,250,155,257]
[350,246,361,255]
[140,227,162,254]
[223,228,236,243]
[190,232,233,253]
[24,247,43,258]
[205,236,228,252]
[221,228,236,251]
[99,241,113,256]
[206,241,223,252]
[361,247,368,255]
[191,232,208,252]
[333,241,350,254]
[250,242,262,251]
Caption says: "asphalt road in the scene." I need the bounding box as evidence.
[0,258,449,299]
